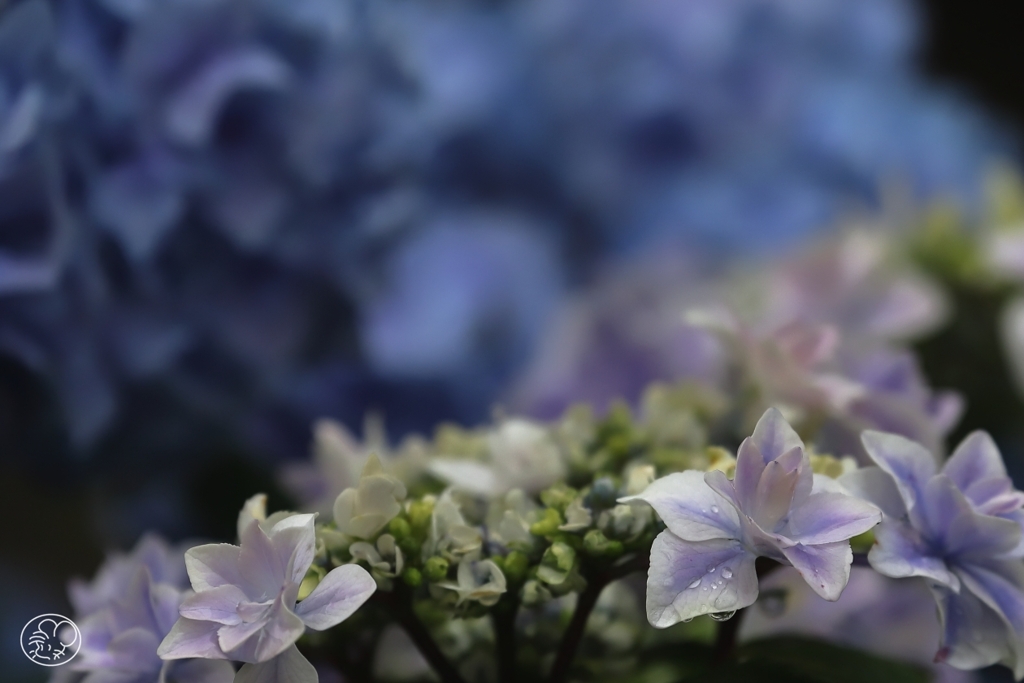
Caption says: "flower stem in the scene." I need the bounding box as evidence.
[546,552,650,683]
[371,588,468,683]
[711,607,746,665]
[492,594,520,683]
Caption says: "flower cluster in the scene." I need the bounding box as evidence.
[0,0,1006,470]
[60,379,1024,682]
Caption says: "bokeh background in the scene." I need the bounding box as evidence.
[2,0,1024,680]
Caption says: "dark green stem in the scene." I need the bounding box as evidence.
[371,588,468,683]
[492,594,520,683]
[546,552,650,683]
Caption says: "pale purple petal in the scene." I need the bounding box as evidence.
[157,617,229,660]
[943,431,1008,492]
[216,617,267,658]
[179,585,247,625]
[253,596,307,663]
[106,627,160,672]
[751,407,804,462]
[622,471,740,542]
[733,437,766,511]
[931,581,1018,676]
[234,644,317,683]
[238,522,288,599]
[945,509,1022,561]
[267,514,317,586]
[645,531,758,627]
[295,564,377,631]
[149,582,184,636]
[167,659,235,683]
[185,544,242,593]
[954,560,1024,678]
[917,475,971,545]
[780,541,852,601]
[861,430,937,511]
[703,469,741,510]
[837,467,906,518]
[786,492,881,545]
[867,521,959,589]
[750,448,804,531]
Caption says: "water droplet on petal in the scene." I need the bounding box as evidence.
[688,578,701,589]
[682,617,693,623]
[711,505,719,514]
[721,568,733,579]
[710,610,736,622]
[699,605,709,614]
[708,565,716,573]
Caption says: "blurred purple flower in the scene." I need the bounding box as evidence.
[853,430,1024,677]
[625,408,880,625]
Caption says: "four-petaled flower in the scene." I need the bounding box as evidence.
[157,506,376,682]
[854,430,1024,678]
[625,407,880,626]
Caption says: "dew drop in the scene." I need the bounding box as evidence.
[710,610,736,622]
[682,617,694,624]
[711,505,719,514]
[688,578,701,589]
[699,605,709,614]
[708,565,716,573]
[721,568,733,579]
[702,586,708,591]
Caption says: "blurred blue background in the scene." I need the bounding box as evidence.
[0,0,1021,680]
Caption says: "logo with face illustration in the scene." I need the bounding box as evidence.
[20,614,81,666]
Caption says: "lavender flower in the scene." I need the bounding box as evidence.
[157,507,376,681]
[625,407,880,626]
[856,430,1024,677]
[67,565,234,683]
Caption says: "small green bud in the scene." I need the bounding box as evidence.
[408,498,435,533]
[503,551,529,584]
[540,485,579,513]
[543,542,576,572]
[401,567,423,588]
[424,556,450,582]
[588,477,619,509]
[850,529,875,554]
[388,517,412,540]
[583,529,624,557]
[397,536,420,560]
[529,508,564,537]
[297,564,327,601]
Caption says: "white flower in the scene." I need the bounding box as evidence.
[429,418,566,498]
[436,559,507,606]
[425,490,483,562]
[334,454,407,539]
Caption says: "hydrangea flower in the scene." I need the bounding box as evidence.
[332,453,408,540]
[625,407,880,626]
[429,418,566,497]
[67,564,234,683]
[157,507,376,682]
[855,429,1024,677]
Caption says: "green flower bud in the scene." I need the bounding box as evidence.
[402,567,423,588]
[529,508,564,537]
[408,498,436,533]
[543,542,576,572]
[502,551,529,584]
[583,530,624,557]
[297,564,327,601]
[424,556,450,582]
[521,579,553,606]
[388,516,412,540]
[540,485,579,513]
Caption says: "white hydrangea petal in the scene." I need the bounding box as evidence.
[931,580,1017,676]
[157,617,229,660]
[645,531,757,627]
[428,459,500,497]
[750,448,804,530]
[234,644,318,683]
[295,564,377,630]
[185,544,242,593]
[780,541,852,601]
[952,560,1024,679]
[179,584,247,625]
[237,494,268,540]
[621,471,740,542]
[254,597,307,663]
[732,438,766,512]
[267,514,317,586]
